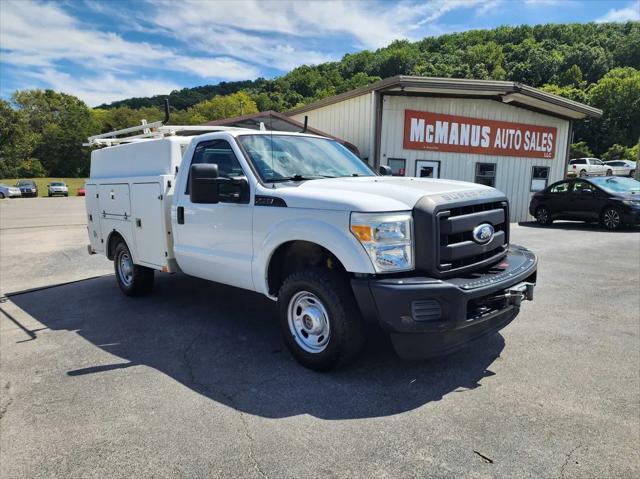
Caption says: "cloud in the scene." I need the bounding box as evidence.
[24,69,181,107]
[0,1,259,79]
[596,1,640,22]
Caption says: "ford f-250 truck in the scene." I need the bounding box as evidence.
[85,121,537,371]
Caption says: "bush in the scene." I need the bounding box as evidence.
[602,144,636,162]
[569,141,593,159]
[16,159,46,178]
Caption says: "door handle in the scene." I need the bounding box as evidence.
[177,206,184,224]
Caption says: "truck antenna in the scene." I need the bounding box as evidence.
[301,115,308,133]
[163,98,170,125]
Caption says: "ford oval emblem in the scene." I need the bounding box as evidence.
[472,223,494,244]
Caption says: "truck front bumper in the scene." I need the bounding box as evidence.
[351,245,537,359]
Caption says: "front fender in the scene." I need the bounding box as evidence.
[253,218,375,296]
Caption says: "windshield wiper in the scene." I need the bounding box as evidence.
[266,174,335,183]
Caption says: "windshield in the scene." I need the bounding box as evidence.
[237,134,374,182]
[16,180,33,186]
[589,177,640,193]
[50,182,65,186]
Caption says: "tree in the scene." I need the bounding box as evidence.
[602,143,636,162]
[0,99,39,177]
[188,91,258,121]
[570,141,593,159]
[13,89,96,177]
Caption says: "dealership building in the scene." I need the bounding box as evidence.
[285,76,602,222]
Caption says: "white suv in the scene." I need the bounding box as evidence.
[567,158,612,177]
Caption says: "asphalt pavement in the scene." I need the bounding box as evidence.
[0,198,638,478]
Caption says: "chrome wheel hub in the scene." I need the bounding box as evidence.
[118,252,134,286]
[287,291,331,353]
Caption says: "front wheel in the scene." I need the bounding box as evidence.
[277,268,364,371]
[0,193,4,199]
[601,207,623,231]
[630,170,636,178]
[535,206,553,226]
[606,169,613,176]
[114,241,154,296]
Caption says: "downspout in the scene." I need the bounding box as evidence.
[373,91,384,170]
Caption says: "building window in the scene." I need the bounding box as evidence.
[531,166,550,192]
[475,163,496,187]
[387,158,406,176]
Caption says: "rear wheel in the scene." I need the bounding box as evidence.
[579,169,587,177]
[277,268,364,371]
[535,206,553,226]
[606,169,613,176]
[114,241,154,296]
[601,207,623,231]
[630,170,636,177]
[0,193,4,199]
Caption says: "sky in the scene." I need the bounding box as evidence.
[1,0,639,107]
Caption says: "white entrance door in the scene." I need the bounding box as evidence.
[415,160,440,178]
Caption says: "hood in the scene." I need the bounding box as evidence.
[266,176,504,211]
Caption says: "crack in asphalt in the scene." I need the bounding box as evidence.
[559,444,582,479]
[181,330,269,479]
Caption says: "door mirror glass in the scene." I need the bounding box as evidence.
[190,163,219,204]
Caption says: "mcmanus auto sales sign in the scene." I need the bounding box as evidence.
[403,110,557,159]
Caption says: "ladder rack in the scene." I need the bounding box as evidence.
[85,123,249,147]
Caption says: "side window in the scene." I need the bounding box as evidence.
[191,140,244,178]
[475,163,496,187]
[573,181,596,193]
[592,159,603,166]
[550,182,570,194]
[187,140,247,202]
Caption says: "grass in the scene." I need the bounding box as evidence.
[0,178,86,197]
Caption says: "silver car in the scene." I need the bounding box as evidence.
[0,183,22,198]
[47,181,69,197]
[603,160,636,177]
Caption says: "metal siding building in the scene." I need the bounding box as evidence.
[288,76,601,222]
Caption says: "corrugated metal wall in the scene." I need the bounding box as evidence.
[290,93,375,160]
[380,96,569,222]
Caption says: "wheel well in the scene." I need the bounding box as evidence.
[107,231,125,260]
[267,241,346,296]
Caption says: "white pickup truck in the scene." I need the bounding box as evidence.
[567,158,613,177]
[85,122,537,370]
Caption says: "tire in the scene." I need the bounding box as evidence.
[601,206,623,231]
[0,193,4,199]
[535,206,553,226]
[579,169,587,177]
[606,169,613,176]
[277,268,364,371]
[48,193,52,197]
[630,170,636,178]
[113,241,154,296]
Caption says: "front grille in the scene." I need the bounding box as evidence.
[437,201,509,273]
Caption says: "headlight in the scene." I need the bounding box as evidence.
[350,212,413,272]
[623,200,640,208]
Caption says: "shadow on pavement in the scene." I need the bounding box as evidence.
[9,273,505,419]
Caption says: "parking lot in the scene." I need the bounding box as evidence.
[1,197,638,478]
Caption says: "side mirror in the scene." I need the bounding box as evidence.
[379,165,393,176]
[190,163,219,204]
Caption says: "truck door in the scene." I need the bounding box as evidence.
[173,139,254,291]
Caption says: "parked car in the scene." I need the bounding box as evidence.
[77,187,86,196]
[0,183,22,199]
[15,179,38,197]
[47,181,68,197]
[529,177,640,230]
[603,160,636,177]
[567,158,612,177]
[85,123,538,371]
